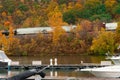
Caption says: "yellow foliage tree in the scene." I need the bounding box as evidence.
[7,26,20,55]
[60,4,67,13]
[74,1,83,10]
[67,2,74,10]
[1,27,14,54]
[8,26,14,45]
[0,31,3,49]
[2,11,7,17]
[8,16,13,22]
[16,10,23,17]
[76,24,82,32]
[20,0,24,3]
[91,29,116,55]
[46,1,58,15]
[22,18,31,27]
[104,0,117,12]
[4,21,11,30]
[1,34,8,51]
[0,26,20,55]
[48,6,66,45]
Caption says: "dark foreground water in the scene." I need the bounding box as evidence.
[0,69,94,78]
[0,55,107,78]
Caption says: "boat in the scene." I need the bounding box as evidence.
[106,55,120,65]
[0,50,12,67]
[105,52,120,65]
[81,65,120,78]
[105,45,120,65]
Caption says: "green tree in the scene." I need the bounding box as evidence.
[73,0,108,21]
[113,4,120,14]
[63,9,79,24]
[90,13,112,22]
[84,0,102,10]
[77,9,92,19]
[2,0,16,14]
[57,0,68,5]
[18,3,29,12]
[112,4,120,20]
[41,0,50,2]
[117,0,120,3]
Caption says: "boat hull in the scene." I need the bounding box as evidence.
[81,65,120,78]
[111,59,120,65]
[106,56,120,65]
[91,71,120,78]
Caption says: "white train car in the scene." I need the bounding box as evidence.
[16,25,76,35]
[62,25,76,32]
[105,22,117,31]
[16,27,53,35]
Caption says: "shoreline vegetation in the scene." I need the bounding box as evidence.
[0,0,120,56]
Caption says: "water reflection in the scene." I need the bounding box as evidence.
[0,69,20,78]
[0,69,8,78]
[9,55,105,65]
[0,69,94,79]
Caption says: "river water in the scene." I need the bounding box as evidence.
[9,55,106,65]
[0,55,107,79]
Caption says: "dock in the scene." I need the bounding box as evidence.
[0,60,112,70]
[3,63,108,70]
[0,61,114,80]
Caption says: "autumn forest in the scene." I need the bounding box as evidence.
[0,0,120,56]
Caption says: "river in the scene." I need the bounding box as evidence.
[0,55,107,79]
[9,55,106,65]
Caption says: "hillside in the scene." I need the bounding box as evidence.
[0,0,120,56]
[0,0,119,29]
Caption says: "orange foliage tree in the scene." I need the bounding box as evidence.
[0,31,2,48]
[4,21,11,30]
[74,1,83,10]
[2,11,7,17]
[1,33,8,52]
[8,27,15,45]
[0,26,20,55]
[48,6,66,45]
[7,26,20,55]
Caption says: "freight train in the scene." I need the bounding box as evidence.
[2,26,76,36]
